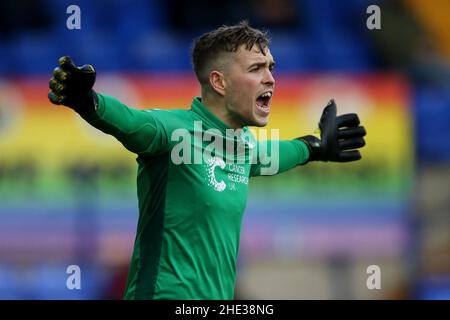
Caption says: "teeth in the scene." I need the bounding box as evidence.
[260,92,272,98]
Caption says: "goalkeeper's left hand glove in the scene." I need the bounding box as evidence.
[48,56,97,114]
[298,99,366,163]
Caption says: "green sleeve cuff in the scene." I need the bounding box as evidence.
[291,139,310,165]
[79,92,106,123]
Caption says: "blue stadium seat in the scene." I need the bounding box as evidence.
[312,33,375,71]
[0,43,16,75]
[415,86,450,162]
[0,266,20,299]
[9,34,60,74]
[270,34,316,71]
[126,32,193,72]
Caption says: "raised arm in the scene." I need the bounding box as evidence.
[48,56,169,155]
[250,99,367,177]
[298,99,366,163]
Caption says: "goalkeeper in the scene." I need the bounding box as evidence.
[48,21,366,299]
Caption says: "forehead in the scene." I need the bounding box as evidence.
[233,44,274,65]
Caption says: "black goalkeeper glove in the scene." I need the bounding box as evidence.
[298,99,366,163]
[48,56,97,113]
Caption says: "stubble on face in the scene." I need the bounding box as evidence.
[222,45,276,128]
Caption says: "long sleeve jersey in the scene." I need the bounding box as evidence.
[80,94,310,299]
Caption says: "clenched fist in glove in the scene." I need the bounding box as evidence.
[48,56,97,113]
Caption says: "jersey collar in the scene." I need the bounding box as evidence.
[191,97,250,139]
[191,97,229,131]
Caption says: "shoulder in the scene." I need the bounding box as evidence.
[141,108,191,119]
[141,108,195,131]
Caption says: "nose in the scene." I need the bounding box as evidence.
[263,68,275,86]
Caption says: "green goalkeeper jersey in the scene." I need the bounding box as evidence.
[80,93,310,299]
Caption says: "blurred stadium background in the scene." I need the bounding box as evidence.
[0,0,449,299]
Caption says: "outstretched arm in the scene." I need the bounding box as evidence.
[250,99,366,177]
[250,139,310,176]
[48,56,169,155]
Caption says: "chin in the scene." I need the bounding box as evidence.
[252,116,269,127]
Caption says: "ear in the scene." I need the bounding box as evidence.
[209,71,226,96]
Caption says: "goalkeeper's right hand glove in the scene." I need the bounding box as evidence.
[298,99,366,163]
[48,56,97,113]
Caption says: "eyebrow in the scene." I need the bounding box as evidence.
[248,60,276,69]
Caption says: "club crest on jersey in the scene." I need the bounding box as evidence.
[206,157,227,192]
[204,157,250,192]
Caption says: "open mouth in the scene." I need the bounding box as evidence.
[256,91,272,115]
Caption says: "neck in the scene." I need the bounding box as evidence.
[201,92,243,129]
